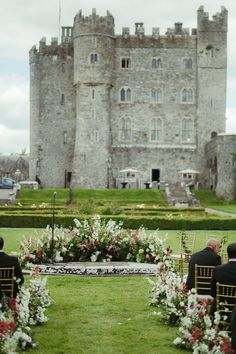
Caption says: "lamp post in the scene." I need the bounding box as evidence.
[106,158,111,189]
[51,192,57,254]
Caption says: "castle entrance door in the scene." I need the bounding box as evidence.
[152,169,160,182]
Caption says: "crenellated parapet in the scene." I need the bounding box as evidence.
[29,36,73,61]
[73,8,114,37]
[197,6,228,32]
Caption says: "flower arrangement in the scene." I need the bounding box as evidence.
[0,272,51,353]
[148,268,188,325]
[20,215,173,267]
[174,290,234,353]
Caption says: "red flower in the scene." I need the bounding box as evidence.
[36,248,44,256]
[190,326,204,343]
[219,337,235,353]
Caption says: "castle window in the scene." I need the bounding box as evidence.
[183,59,192,69]
[90,53,98,64]
[182,118,193,142]
[119,118,131,141]
[120,88,132,102]
[91,88,95,99]
[151,89,162,103]
[61,63,66,72]
[181,88,193,103]
[63,131,67,144]
[152,58,162,69]
[150,118,162,141]
[94,130,99,142]
[121,58,131,68]
[61,94,65,105]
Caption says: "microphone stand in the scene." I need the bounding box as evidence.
[51,192,57,256]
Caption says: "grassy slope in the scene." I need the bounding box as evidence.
[23,276,186,354]
[195,190,236,213]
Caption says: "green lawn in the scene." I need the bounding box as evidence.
[21,276,186,354]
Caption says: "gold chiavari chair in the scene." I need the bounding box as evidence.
[216,282,236,330]
[194,265,214,299]
[172,231,196,280]
[0,267,15,299]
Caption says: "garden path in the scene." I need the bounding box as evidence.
[205,208,236,217]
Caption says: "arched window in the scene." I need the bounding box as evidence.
[151,88,162,103]
[90,53,98,64]
[152,58,162,69]
[150,118,162,141]
[182,119,193,141]
[181,88,193,103]
[119,118,131,141]
[183,58,192,69]
[120,88,132,102]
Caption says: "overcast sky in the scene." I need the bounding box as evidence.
[0,0,236,154]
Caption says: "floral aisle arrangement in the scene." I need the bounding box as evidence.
[148,268,188,325]
[20,215,173,266]
[17,272,51,326]
[173,290,234,354]
[0,273,51,354]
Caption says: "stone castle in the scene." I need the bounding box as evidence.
[29,6,228,190]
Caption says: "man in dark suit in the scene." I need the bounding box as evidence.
[186,239,221,291]
[211,243,236,298]
[0,236,24,297]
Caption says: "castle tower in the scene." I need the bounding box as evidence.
[29,36,76,187]
[71,9,115,188]
[29,45,40,181]
[196,6,228,175]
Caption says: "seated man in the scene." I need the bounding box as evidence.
[0,236,24,297]
[211,242,236,299]
[186,239,221,291]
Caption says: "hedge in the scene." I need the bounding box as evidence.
[0,213,236,230]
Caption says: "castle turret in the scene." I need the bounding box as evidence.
[196,6,227,178]
[71,9,115,188]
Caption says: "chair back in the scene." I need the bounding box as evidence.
[0,267,15,298]
[216,282,236,329]
[194,265,214,295]
[179,231,196,256]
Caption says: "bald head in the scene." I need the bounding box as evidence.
[206,239,221,254]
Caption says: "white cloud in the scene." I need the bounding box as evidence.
[0,125,28,155]
[0,74,29,130]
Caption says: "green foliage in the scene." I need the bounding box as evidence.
[1,213,236,229]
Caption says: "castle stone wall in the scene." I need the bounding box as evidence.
[29,7,228,189]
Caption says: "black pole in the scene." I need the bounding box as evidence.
[51,191,57,253]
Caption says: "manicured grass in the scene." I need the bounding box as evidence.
[21,276,186,354]
[17,189,167,206]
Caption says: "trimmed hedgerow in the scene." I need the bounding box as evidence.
[0,213,236,230]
